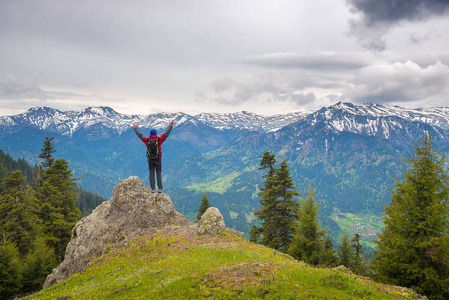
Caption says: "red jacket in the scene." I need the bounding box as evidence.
[134,125,173,159]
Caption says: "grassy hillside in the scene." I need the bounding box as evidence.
[23,232,421,299]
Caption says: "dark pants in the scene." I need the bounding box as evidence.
[148,158,162,190]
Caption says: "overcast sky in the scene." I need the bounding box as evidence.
[1,0,449,116]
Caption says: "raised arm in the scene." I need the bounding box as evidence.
[165,120,174,138]
[133,123,145,140]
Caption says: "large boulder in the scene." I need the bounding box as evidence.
[197,207,226,235]
[43,176,191,288]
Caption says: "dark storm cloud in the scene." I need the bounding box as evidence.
[346,0,449,51]
[346,0,449,25]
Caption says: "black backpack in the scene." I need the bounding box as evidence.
[147,138,160,159]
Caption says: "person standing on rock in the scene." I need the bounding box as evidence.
[133,120,174,193]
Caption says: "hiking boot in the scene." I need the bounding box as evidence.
[158,189,163,193]
[151,189,155,193]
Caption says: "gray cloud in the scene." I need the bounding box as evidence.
[206,70,342,111]
[343,61,449,104]
[346,0,449,51]
[0,75,46,100]
[211,73,293,106]
[409,31,439,44]
[290,92,317,106]
[347,0,449,25]
[243,52,374,70]
[1,1,448,115]
[0,74,125,115]
[0,75,85,101]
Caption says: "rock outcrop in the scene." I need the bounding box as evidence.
[44,176,244,288]
[197,207,225,235]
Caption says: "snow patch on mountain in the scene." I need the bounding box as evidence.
[1,102,449,138]
[195,110,311,132]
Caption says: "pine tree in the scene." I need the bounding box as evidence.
[35,138,81,260]
[46,159,80,225]
[37,137,56,169]
[21,238,57,294]
[273,159,300,252]
[288,185,325,265]
[0,241,22,299]
[351,233,365,275]
[374,128,449,300]
[252,152,279,248]
[0,170,40,255]
[196,191,211,222]
[35,181,70,260]
[249,225,261,243]
[321,233,337,267]
[337,231,353,269]
[252,153,300,253]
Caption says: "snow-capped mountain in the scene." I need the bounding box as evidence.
[0,106,312,136]
[195,110,311,132]
[1,102,449,139]
[324,102,449,130]
[0,106,195,136]
[2,102,449,236]
[286,102,449,141]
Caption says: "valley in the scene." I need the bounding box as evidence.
[1,102,448,245]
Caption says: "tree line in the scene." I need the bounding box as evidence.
[249,127,449,300]
[0,138,105,299]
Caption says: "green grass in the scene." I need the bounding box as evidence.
[331,210,385,250]
[229,211,238,219]
[186,172,240,194]
[23,233,419,300]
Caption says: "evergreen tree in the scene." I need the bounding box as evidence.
[0,149,37,184]
[321,233,337,267]
[253,152,279,248]
[249,225,261,243]
[35,138,80,260]
[288,185,325,265]
[374,128,449,300]
[21,238,57,294]
[253,153,300,253]
[337,231,353,269]
[0,170,40,255]
[351,233,365,275]
[196,191,211,222]
[0,241,22,299]
[46,159,80,225]
[273,159,300,252]
[75,186,105,217]
[37,137,56,169]
[35,181,70,260]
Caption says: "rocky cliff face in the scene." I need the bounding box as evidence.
[43,176,243,288]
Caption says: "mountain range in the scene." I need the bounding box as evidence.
[1,102,448,243]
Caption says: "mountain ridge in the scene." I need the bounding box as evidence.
[3,102,449,137]
[2,102,449,241]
